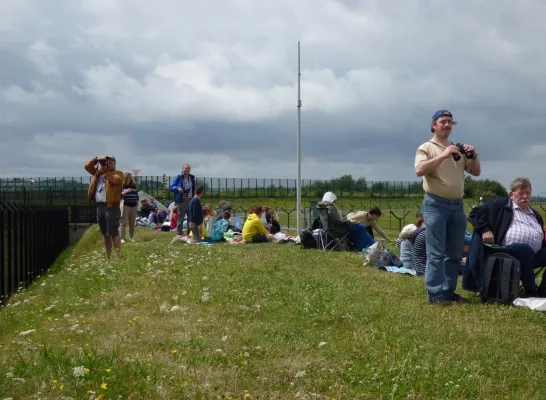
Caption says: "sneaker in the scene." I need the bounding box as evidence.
[129,238,135,242]
[450,293,469,303]
[429,297,453,305]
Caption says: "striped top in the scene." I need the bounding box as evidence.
[122,184,139,207]
[408,227,426,275]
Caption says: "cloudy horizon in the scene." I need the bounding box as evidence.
[2,0,546,193]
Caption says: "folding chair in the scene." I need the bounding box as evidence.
[316,207,352,252]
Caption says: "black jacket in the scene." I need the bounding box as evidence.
[468,197,545,247]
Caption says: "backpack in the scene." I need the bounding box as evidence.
[211,219,228,241]
[300,229,318,249]
[482,252,521,304]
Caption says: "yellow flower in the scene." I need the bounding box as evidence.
[84,368,90,374]
[171,349,177,354]
[100,382,107,389]
[183,380,188,386]
[60,384,64,390]
[52,379,58,383]
[106,369,111,373]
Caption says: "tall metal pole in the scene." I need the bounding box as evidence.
[296,41,302,234]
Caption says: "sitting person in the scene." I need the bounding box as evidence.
[467,177,546,297]
[170,206,179,231]
[396,224,417,269]
[318,191,375,251]
[211,211,231,242]
[139,198,154,219]
[242,205,278,243]
[264,207,281,234]
[346,207,392,241]
[408,219,427,276]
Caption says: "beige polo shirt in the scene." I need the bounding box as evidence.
[415,140,472,200]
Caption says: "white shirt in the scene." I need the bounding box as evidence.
[503,203,543,253]
[95,174,106,203]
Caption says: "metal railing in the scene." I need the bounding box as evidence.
[1,203,69,305]
[0,176,427,205]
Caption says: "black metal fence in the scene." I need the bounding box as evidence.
[0,176,426,205]
[1,203,69,305]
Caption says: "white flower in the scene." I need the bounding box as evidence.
[72,365,85,378]
[201,292,210,302]
[295,370,306,378]
[19,329,35,336]
[170,306,181,312]
[318,342,327,348]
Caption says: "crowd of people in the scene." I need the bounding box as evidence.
[84,108,546,304]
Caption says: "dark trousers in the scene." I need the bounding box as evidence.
[176,198,191,235]
[366,226,374,239]
[464,232,546,293]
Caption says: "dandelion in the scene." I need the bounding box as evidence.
[171,349,177,354]
[106,369,111,373]
[100,382,107,389]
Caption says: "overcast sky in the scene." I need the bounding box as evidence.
[2,0,546,192]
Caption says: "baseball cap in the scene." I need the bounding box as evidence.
[432,110,453,121]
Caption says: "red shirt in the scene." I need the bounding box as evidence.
[170,213,178,230]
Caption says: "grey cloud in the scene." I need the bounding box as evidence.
[1,0,546,191]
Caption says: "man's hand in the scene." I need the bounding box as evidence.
[482,231,495,244]
[463,144,476,154]
[442,144,460,160]
[178,187,184,193]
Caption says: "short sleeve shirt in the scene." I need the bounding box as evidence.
[415,140,472,200]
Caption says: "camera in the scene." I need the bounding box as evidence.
[452,143,474,161]
[183,188,190,197]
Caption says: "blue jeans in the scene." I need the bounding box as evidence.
[346,223,375,251]
[422,193,467,301]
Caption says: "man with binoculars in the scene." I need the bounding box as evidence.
[85,156,124,258]
[415,110,481,305]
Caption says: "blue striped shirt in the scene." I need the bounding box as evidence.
[122,184,139,207]
[408,227,427,275]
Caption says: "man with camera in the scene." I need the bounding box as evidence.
[415,110,481,304]
[169,164,196,236]
[85,156,124,258]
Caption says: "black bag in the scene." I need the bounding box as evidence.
[482,252,521,304]
[300,229,318,249]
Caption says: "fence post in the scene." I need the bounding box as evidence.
[162,174,167,203]
[388,209,412,233]
[29,179,33,203]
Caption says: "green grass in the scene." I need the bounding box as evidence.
[1,227,545,399]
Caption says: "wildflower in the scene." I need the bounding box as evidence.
[106,369,111,373]
[171,349,177,354]
[19,329,36,336]
[318,342,327,347]
[72,366,85,378]
[100,382,107,389]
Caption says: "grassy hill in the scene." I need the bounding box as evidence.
[0,227,545,399]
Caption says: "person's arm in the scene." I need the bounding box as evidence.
[84,157,98,175]
[415,145,459,177]
[372,220,390,241]
[464,147,481,177]
[257,219,270,236]
[468,204,490,235]
[169,175,180,192]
